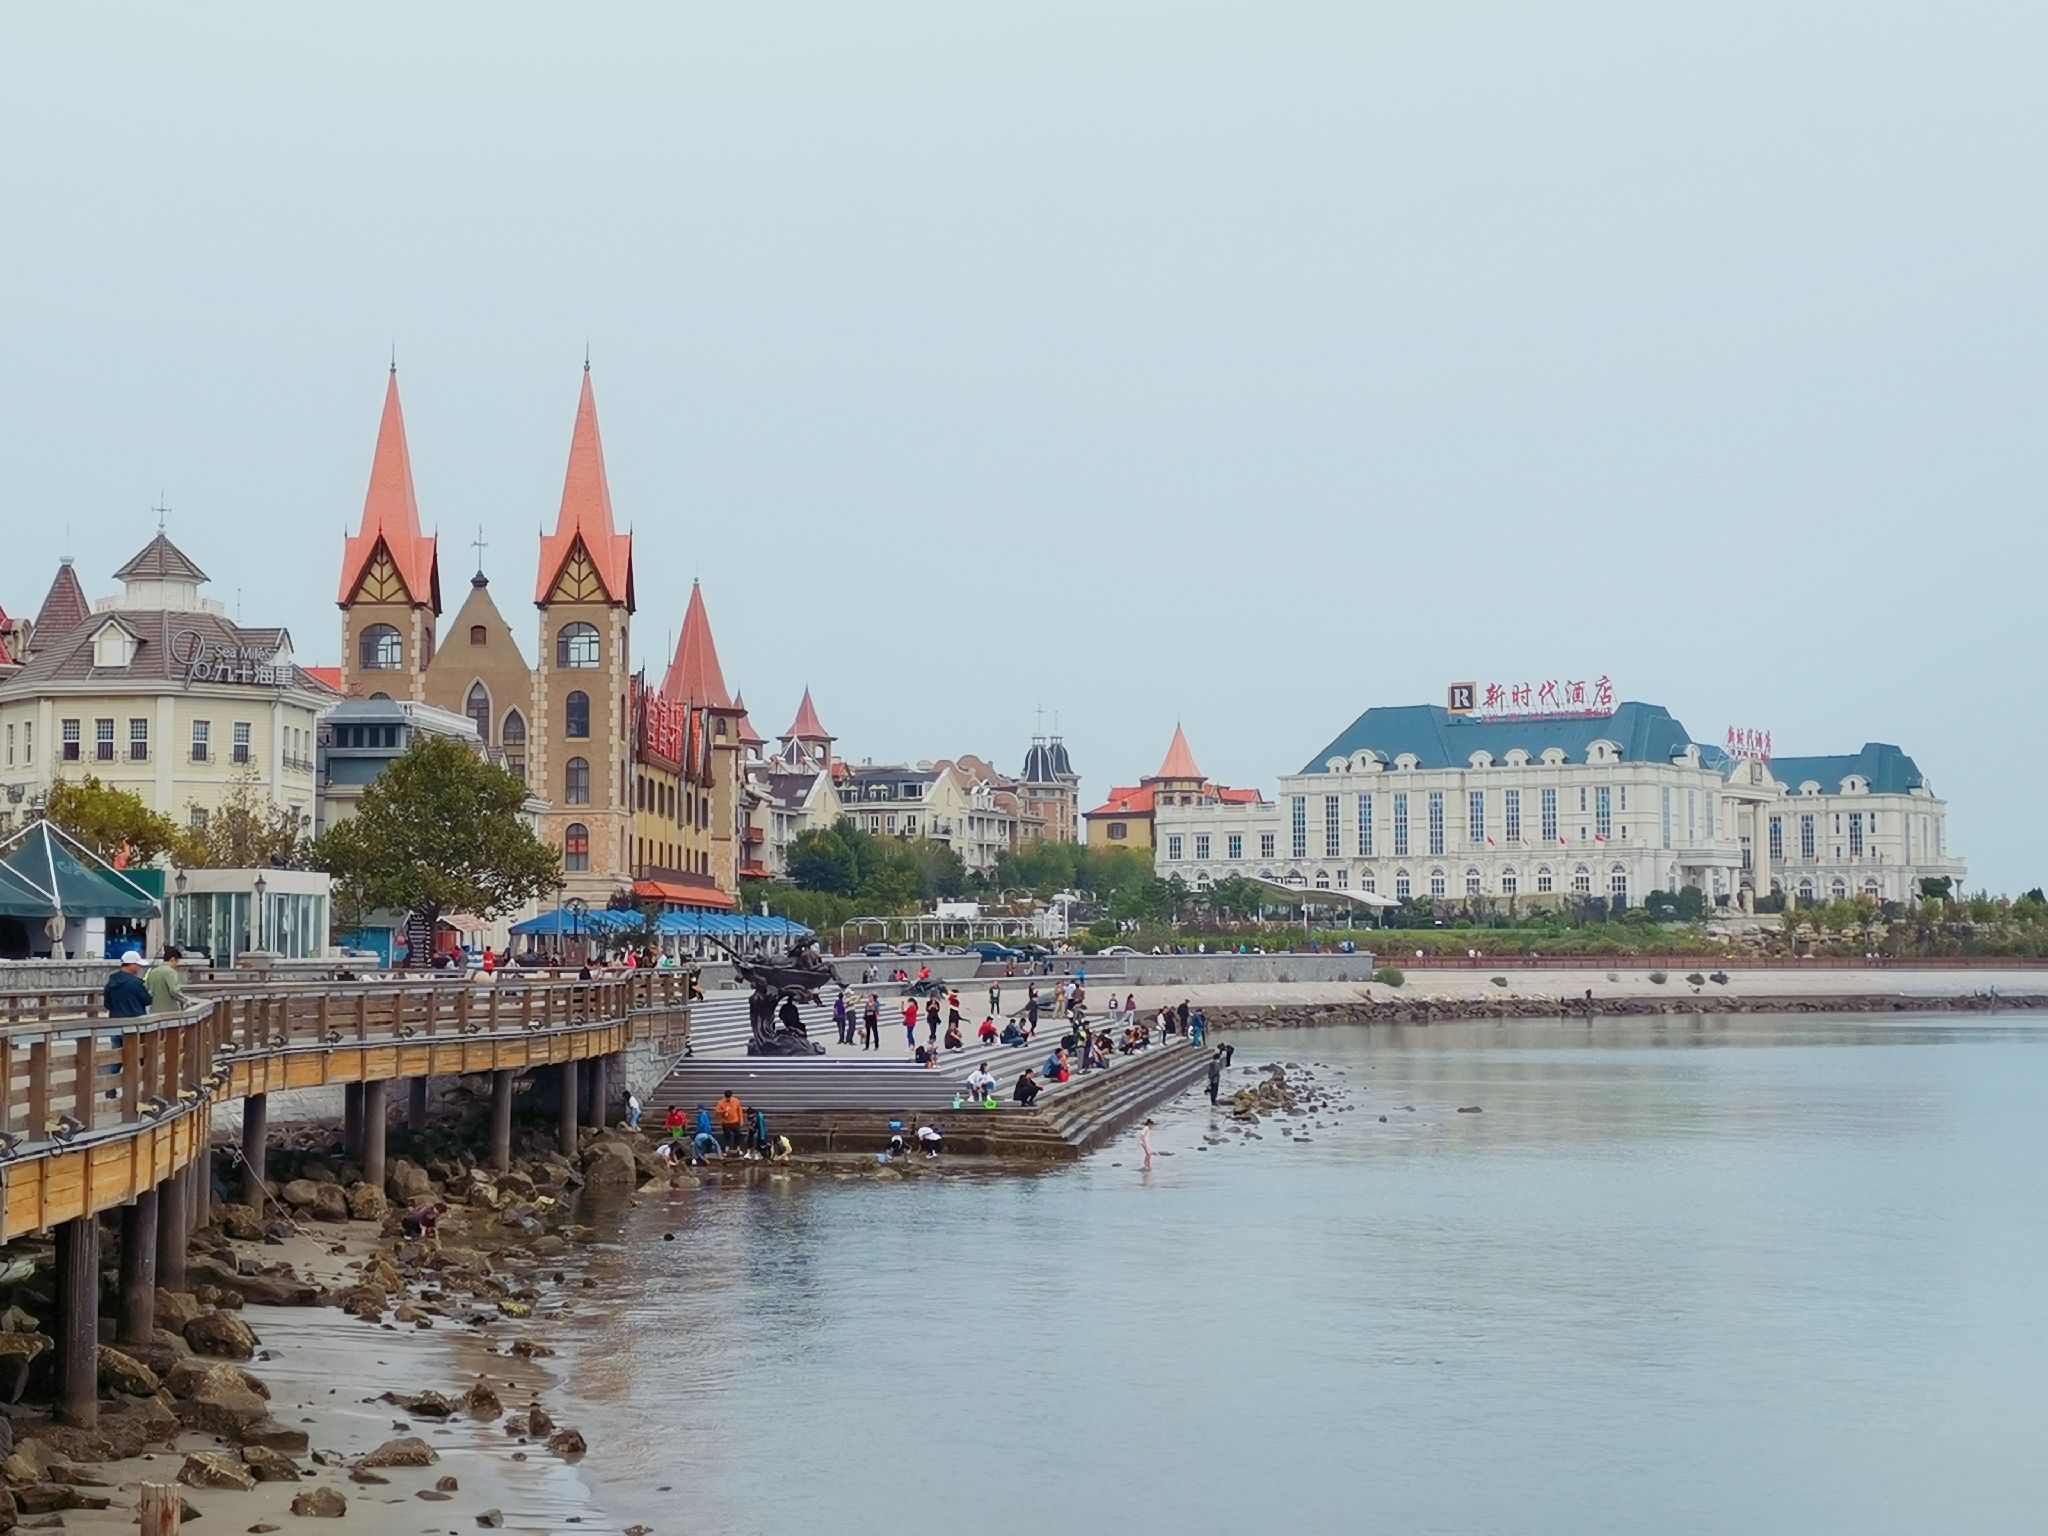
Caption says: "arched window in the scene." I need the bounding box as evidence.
[1830,877,1848,901]
[565,757,590,805]
[565,690,590,739]
[469,624,487,646]
[1609,864,1629,904]
[1394,870,1411,901]
[1314,869,1330,889]
[556,622,600,669]
[1428,868,1446,898]
[1863,878,1881,899]
[1571,865,1592,895]
[1536,865,1554,893]
[1502,868,1518,896]
[359,624,402,670]
[501,711,527,781]
[1798,877,1816,901]
[368,691,391,701]
[1465,866,1482,897]
[564,822,590,872]
[465,683,491,744]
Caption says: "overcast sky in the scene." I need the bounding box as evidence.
[3,4,2038,888]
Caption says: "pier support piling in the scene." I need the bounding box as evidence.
[156,1169,187,1293]
[361,1080,387,1192]
[118,1191,158,1346]
[342,1082,363,1162]
[55,1214,100,1428]
[408,1076,430,1133]
[489,1069,514,1172]
[241,1092,268,1208]
[558,1060,579,1155]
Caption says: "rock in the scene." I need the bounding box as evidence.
[44,1462,109,1486]
[179,1450,258,1490]
[507,1339,554,1359]
[237,1419,311,1453]
[290,1486,348,1517]
[251,1525,282,1533]
[477,1511,504,1528]
[495,1169,537,1200]
[241,1445,303,1481]
[308,1184,351,1223]
[185,1309,259,1359]
[464,1380,502,1418]
[435,1475,458,1491]
[580,1140,638,1190]
[0,1332,51,1370]
[333,1284,387,1321]
[357,1436,438,1468]
[387,1158,435,1205]
[166,1357,270,1401]
[96,1345,160,1397]
[401,1390,457,1419]
[17,1480,112,1512]
[524,1404,552,1436]
[347,1467,388,1485]
[392,1303,426,1325]
[545,1427,586,1457]
[278,1179,324,1209]
[219,1202,268,1239]
[345,1183,389,1221]
[155,1289,204,1331]
[187,1258,320,1308]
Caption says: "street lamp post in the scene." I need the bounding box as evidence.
[252,873,268,957]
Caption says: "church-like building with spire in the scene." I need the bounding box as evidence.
[335,365,748,910]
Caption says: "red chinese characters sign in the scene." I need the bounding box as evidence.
[637,686,684,763]
[1724,726,1772,762]
[1448,676,1616,718]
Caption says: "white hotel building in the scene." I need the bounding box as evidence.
[1151,700,1963,909]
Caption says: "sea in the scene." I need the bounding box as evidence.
[535,1012,2048,1536]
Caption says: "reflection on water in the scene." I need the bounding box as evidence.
[552,1013,2048,1536]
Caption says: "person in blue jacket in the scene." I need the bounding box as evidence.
[104,951,151,1018]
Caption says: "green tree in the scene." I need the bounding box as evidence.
[787,824,863,895]
[312,735,560,949]
[40,775,187,865]
[182,769,312,869]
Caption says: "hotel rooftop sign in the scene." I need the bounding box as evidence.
[169,632,295,688]
[1448,676,1616,719]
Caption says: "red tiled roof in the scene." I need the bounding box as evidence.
[33,560,92,641]
[1151,723,1202,781]
[305,666,344,693]
[1217,786,1263,804]
[536,367,635,609]
[339,370,440,609]
[1085,784,1155,818]
[632,877,737,910]
[783,686,832,742]
[661,580,731,709]
[739,862,771,881]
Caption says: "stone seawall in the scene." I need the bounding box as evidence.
[1205,992,2048,1029]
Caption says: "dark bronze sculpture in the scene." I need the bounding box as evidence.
[714,936,836,1056]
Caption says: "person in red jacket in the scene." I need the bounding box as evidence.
[903,998,919,1050]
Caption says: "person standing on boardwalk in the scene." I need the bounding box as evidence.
[947,990,962,1038]
[1176,999,1191,1036]
[903,998,919,1050]
[988,982,1001,1018]
[925,994,941,1045]
[1207,1050,1224,1104]
[1140,1118,1156,1170]
[864,994,881,1050]
[833,990,850,1045]
[146,946,187,1013]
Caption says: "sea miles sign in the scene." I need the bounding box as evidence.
[169,631,294,688]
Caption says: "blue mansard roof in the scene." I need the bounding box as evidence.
[1299,701,1707,775]
[1766,743,1926,796]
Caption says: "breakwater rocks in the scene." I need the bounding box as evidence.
[1206,991,2048,1030]
[1200,1062,1356,1151]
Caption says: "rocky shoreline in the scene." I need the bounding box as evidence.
[1203,990,2048,1030]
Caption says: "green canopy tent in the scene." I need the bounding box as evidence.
[0,819,162,920]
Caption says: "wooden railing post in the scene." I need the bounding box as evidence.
[75,1034,98,1133]
[28,1039,50,1141]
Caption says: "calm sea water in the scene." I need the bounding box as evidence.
[549,1013,2048,1536]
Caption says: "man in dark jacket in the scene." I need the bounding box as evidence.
[104,951,151,1018]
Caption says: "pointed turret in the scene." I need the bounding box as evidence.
[536,366,634,611]
[661,580,732,709]
[338,368,440,611]
[33,559,91,643]
[1152,723,1202,782]
[783,686,832,744]
[733,692,767,749]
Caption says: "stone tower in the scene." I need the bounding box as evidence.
[532,366,635,902]
[338,368,441,701]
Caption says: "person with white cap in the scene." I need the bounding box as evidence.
[104,951,151,1019]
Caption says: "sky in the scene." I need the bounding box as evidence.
[1,4,2039,889]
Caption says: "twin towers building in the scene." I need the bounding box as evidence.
[336,365,752,912]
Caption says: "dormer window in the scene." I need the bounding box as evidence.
[90,622,137,670]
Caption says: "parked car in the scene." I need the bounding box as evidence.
[966,941,1023,962]
[859,942,899,958]
[1098,945,1139,956]
[898,942,939,956]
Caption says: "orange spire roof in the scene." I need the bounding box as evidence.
[536,367,635,610]
[784,686,832,742]
[733,692,767,748]
[1153,723,1203,781]
[661,580,732,709]
[33,559,91,640]
[338,369,440,609]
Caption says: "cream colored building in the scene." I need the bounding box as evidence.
[1152,699,1965,908]
[0,535,333,836]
